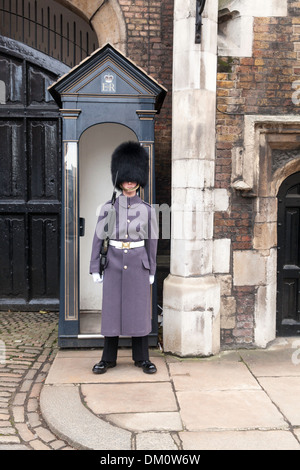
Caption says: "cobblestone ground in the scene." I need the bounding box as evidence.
[0,311,75,450]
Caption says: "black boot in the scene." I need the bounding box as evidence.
[92,360,116,374]
[134,360,157,374]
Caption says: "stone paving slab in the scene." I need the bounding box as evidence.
[239,338,300,377]
[107,411,183,432]
[258,376,300,426]
[55,349,132,358]
[81,381,177,415]
[176,389,288,431]
[179,430,300,450]
[136,432,179,451]
[295,428,300,441]
[169,360,260,391]
[45,354,169,384]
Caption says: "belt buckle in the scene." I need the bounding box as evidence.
[122,242,130,249]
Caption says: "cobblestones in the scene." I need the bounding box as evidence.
[0,311,75,450]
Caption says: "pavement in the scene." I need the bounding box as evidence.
[1,311,300,450]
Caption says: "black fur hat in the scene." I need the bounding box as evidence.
[111,141,149,190]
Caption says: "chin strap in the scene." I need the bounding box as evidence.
[121,184,140,193]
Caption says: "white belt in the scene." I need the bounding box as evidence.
[109,240,145,249]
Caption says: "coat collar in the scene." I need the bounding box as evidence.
[118,193,142,208]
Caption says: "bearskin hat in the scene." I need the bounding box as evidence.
[111,141,149,190]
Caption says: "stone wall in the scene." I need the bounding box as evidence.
[216,0,300,348]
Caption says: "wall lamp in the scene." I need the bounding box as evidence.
[195,0,207,43]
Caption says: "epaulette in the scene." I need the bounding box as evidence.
[142,199,152,207]
[142,200,153,208]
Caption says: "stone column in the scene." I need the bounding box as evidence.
[163,0,220,356]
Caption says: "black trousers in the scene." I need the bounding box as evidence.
[101,336,149,363]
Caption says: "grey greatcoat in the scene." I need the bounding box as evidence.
[89,194,158,337]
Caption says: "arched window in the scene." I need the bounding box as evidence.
[0,0,98,67]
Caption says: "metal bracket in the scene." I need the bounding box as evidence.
[195,0,207,44]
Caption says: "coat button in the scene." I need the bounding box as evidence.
[124,265,128,270]
[125,234,128,238]
[124,250,128,253]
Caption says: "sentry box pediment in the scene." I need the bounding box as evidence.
[49,42,166,113]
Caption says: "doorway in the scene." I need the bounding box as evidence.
[79,123,138,334]
[0,38,69,311]
[277,171,300,336]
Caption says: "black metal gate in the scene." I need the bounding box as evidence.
[277,171,300,335]
[0,38,67,311]
[0,0,98,68]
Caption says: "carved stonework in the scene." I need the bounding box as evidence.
[272,149,300,174]
[231,116,300,197]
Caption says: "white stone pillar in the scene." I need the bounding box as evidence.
[163,0,220,356]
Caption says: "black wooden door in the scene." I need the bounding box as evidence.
[277,172,300,335]
[0,43,62,311]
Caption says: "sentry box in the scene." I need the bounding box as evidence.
[49,43,166,348]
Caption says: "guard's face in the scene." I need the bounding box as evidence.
[122,181,138,191]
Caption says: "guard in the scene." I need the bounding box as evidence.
[89,141,158,374]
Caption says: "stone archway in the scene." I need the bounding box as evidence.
[55,0,127,54]
[0,0,99,67]
[0,0,128,65]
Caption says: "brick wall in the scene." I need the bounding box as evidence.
[216,0,300,347]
